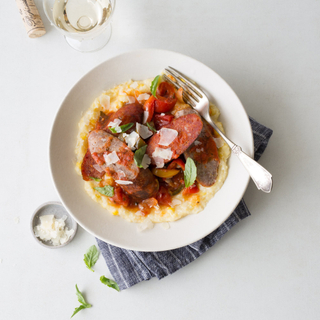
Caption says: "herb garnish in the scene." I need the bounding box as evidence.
[150,75,161,97]
[100,276,120,292]
[110,123,134,133]
[83,245,100,272]
[146,122,157,133]
[71,285,92,318]
[90,177,101,182]
[134,145,147,168]
[94,185,114,197]
[184,158,197,188]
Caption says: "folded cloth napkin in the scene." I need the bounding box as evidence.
[96,117,273,290]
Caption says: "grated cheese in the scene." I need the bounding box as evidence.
[123,131,139,150]
[136,123,153,139]
[137,93,150,102]
[152,147,173,160]
[158,128,178,146]
[141,154,151,169]
[115,180,133,185]
[34,215,74,246]
[104,151,119,166]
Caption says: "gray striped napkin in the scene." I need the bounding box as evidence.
[96,117,273,290]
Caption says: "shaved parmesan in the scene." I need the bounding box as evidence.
[171,199,182,207]
[154,157,164,168]
[130,82,138,89]
[137,93,150,102]
[214,137,224,148]
[115,180,133,185]
[158,128,178,146]
[196,148,201,153]
[194,140,202,146]
[93,164,104,172]
[161,222,170,230]
[104,151,119,166]
[136,123,153,139]
[143,111,149,124]
[141,154,151,169]
[137,217,154,232]
[124,131,139,150]
[99,95,110,111]
[108,118,122,128]
[152,147,173,160]
[117,170,126,180]
[34,215,74,246]
[127,96,135,103]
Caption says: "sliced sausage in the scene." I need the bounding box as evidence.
[146,113,203,165]
[97,103,144,134]
[172,105,220,187]
[88,129,158,200]
[81,149,105,181]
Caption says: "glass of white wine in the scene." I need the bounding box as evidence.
[43,0,116,52]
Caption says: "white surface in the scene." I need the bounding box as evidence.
[50,48,253,251]
[1,0,320,319]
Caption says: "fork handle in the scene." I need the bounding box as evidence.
[204,116,273,193]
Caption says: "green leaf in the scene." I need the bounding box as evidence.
[83,245,100,272]
[184,158,197,188]
[146,122,157,133]
[134,145,147,168]
[100,276,120,292]
[89,177,101,182]
[150,75,161,97]
[110,123,134,133]
[75,285,91,307]
[71,285,92,318]
[94,185,114,197]
[71,305,86,318]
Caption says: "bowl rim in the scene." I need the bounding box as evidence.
[48,48,254,251]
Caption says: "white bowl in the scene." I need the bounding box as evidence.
[49,49,253,252]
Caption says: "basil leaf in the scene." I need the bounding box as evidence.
[146,122,157,133]
[71,305,86,318]
[134,145,147,168]
[100,276,120,292]
[110,123,134,133]
[184,158,197,188]
[89,177,101,182]
[75,285,91,307]
[71,285,92,318]
[94,185,114,197]
[83,245,100,272]
[150,75,160,97]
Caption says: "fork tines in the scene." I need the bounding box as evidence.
[164,67,205,106]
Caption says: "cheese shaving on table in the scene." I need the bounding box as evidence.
[104,151,119,166]
[137,93,150,102]
[115,180,133,185]
[141,154,151,169]
[158,128,178,146]
[143,111,149,124]
[136,123,153,139]
[123,131,139,150]
[34,215,74,246]
[152,147,173,160]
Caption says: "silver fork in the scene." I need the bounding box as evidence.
[163,66,273,193]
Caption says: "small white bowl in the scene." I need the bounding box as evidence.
[31,201,78,249]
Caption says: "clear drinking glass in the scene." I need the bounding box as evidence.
[43,0,116,52]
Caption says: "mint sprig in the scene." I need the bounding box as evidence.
[134,145,147,168]
[100,276,120,292]
[184,158,197,188]
[90,177,101,182]
[71,285,92,318]
[110,123,134,133]
[150,75,160,97]
[83,245,100,272]
[94,185,114,197]
[146,122,157,133]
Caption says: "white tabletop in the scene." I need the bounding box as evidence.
[1,0,320,319]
